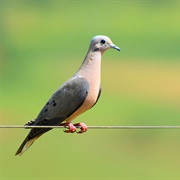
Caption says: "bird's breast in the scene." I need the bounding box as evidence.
[65,79,100,123]
[65,51,101,122]
[83,79,100,107]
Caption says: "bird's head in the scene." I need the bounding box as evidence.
[89,35,120,53]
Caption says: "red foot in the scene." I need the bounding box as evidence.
[60,123,76,133]
[74,122,88,134]
[59,122,87,133]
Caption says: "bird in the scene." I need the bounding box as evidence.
[15,35,120,156]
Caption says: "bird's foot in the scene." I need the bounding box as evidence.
[74,122,88,134]
[60,123,76,133]
[60,122,87,133]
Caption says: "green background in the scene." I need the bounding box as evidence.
[1,1,180,179]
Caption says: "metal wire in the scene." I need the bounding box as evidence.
[0,125,180,129]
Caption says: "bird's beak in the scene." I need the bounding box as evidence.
[109,43,121,51]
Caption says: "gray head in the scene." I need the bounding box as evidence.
[89,35,120,53]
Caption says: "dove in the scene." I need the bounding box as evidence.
[15,35,120,156]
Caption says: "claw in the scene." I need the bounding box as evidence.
[61,123,76,133]
[59,122,87,133]
[74,122,88,134]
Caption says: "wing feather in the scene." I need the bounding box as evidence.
[26,76,89,140]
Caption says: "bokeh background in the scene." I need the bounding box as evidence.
[1,1,180,179]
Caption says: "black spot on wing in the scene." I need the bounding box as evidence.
[28,76,90,140]
[52,100,57,107]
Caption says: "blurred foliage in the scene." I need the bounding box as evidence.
[1,1,180,179]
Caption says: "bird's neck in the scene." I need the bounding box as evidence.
[76,50,102,84]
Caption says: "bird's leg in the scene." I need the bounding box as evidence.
[73,122,88,134]
[59,123,76,133]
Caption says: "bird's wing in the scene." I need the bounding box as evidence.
[27,76,90,139]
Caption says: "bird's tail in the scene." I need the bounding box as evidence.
[15,135,40,156]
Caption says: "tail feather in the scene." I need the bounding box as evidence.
[15,136,40,156]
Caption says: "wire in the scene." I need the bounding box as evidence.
[0,125,180,129]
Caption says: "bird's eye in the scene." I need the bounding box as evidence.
[101,40,106,44]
